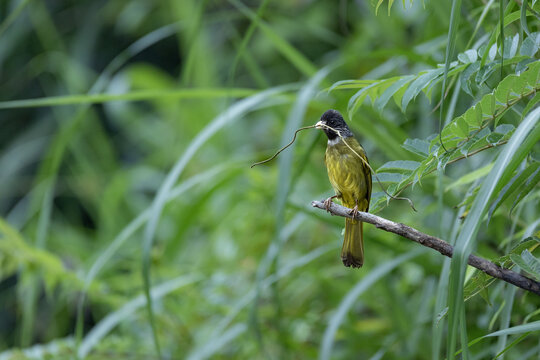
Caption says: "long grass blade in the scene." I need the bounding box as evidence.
[500,0,505,79]
[74,163,239,348]
[439,0,462,152]
[446,107,540,360]
[228,0,318,77]
[227,0,270,87]
[0,88,259,109]
[77,275,201,359]
[141,86,291,357]
[0,0,31,39]
[319,249,424,360]
[486,320,540,337]
[250,66,332,352]
[187,242,337,359]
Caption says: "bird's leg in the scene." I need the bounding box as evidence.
[323,194,339,212]
[349,199,359,218]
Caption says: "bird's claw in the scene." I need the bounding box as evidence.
[323,196,337,213]
[349,205,359,218]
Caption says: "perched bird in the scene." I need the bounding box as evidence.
[316,110,372,268]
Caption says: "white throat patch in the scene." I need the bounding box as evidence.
[327,138,342,146]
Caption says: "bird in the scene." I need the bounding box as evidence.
[315,110,372,268]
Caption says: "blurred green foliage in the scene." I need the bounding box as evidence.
[0,0,539,359]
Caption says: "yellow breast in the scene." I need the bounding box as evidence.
[325,137,371,210]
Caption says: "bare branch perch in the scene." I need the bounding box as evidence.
[312,200,540,296]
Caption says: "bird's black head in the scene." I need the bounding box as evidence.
[315,109,353,140]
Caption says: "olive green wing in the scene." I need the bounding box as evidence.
[347,138,372,211]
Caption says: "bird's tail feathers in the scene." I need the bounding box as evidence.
[342,219,364,268]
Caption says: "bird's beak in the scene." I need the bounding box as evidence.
[315,121,324,129]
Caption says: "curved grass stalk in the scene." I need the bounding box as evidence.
[141,85,293,356]
[187,242,337,360]
[319,249,424,360]
[78,275,202,359]
[446,107,540,360]
[74,163,242,353]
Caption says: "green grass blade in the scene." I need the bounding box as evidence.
[228,0,317,77]
[0,88,260,109]
[227,0,270,87]
[520,0,532,38]
[74,163,238,348]
[77,275,201,359]
[500,0,505,79]
[447,106,540,360]
[493,333,529,359]
[496,284,517,357]
[486,320,540,337]
[432,200,469,359]
[0,0,31,39]
[439,0,462,152]
[251,66,332,352]
[187,324,247,360]
[319,249,424,360]
[188,242,337,359]
[141,86,291,357]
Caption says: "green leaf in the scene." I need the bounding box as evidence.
[522,92,540,117]
[486,132,504,145]
[369,192,388,213]
[482,93,497,116]
[523,60,540,87]
[348,81,385,116]
[463,271,493,303]
[495,74,519,104]
[461,61,481,96]
[327,79,376,92]
[475,62,498,85]
[511,165,540,212]
[498,237,540,267]
[446,163,494,192]
[378,160,421,172]
[521,250,540,278]
[460,128,491,156]
[471,103,483,127]
[375,172,406,183]
[401,68,444,111]
[502,34,520,59]
[488,162,540,222]
[520,32,540,57]
[494,124,515,135]
[509,251,540,281]
[452,116,469,137]
[374,75,415,112]
[458,49,478,64]
[402,138,430,157]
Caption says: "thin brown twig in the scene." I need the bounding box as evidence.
[250,125,317,168]
[391,139,509,201]
[312,200,540,296]
[252,122,417,210]
[447,140,508,165]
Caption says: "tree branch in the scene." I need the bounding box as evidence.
[312,200,540,296]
